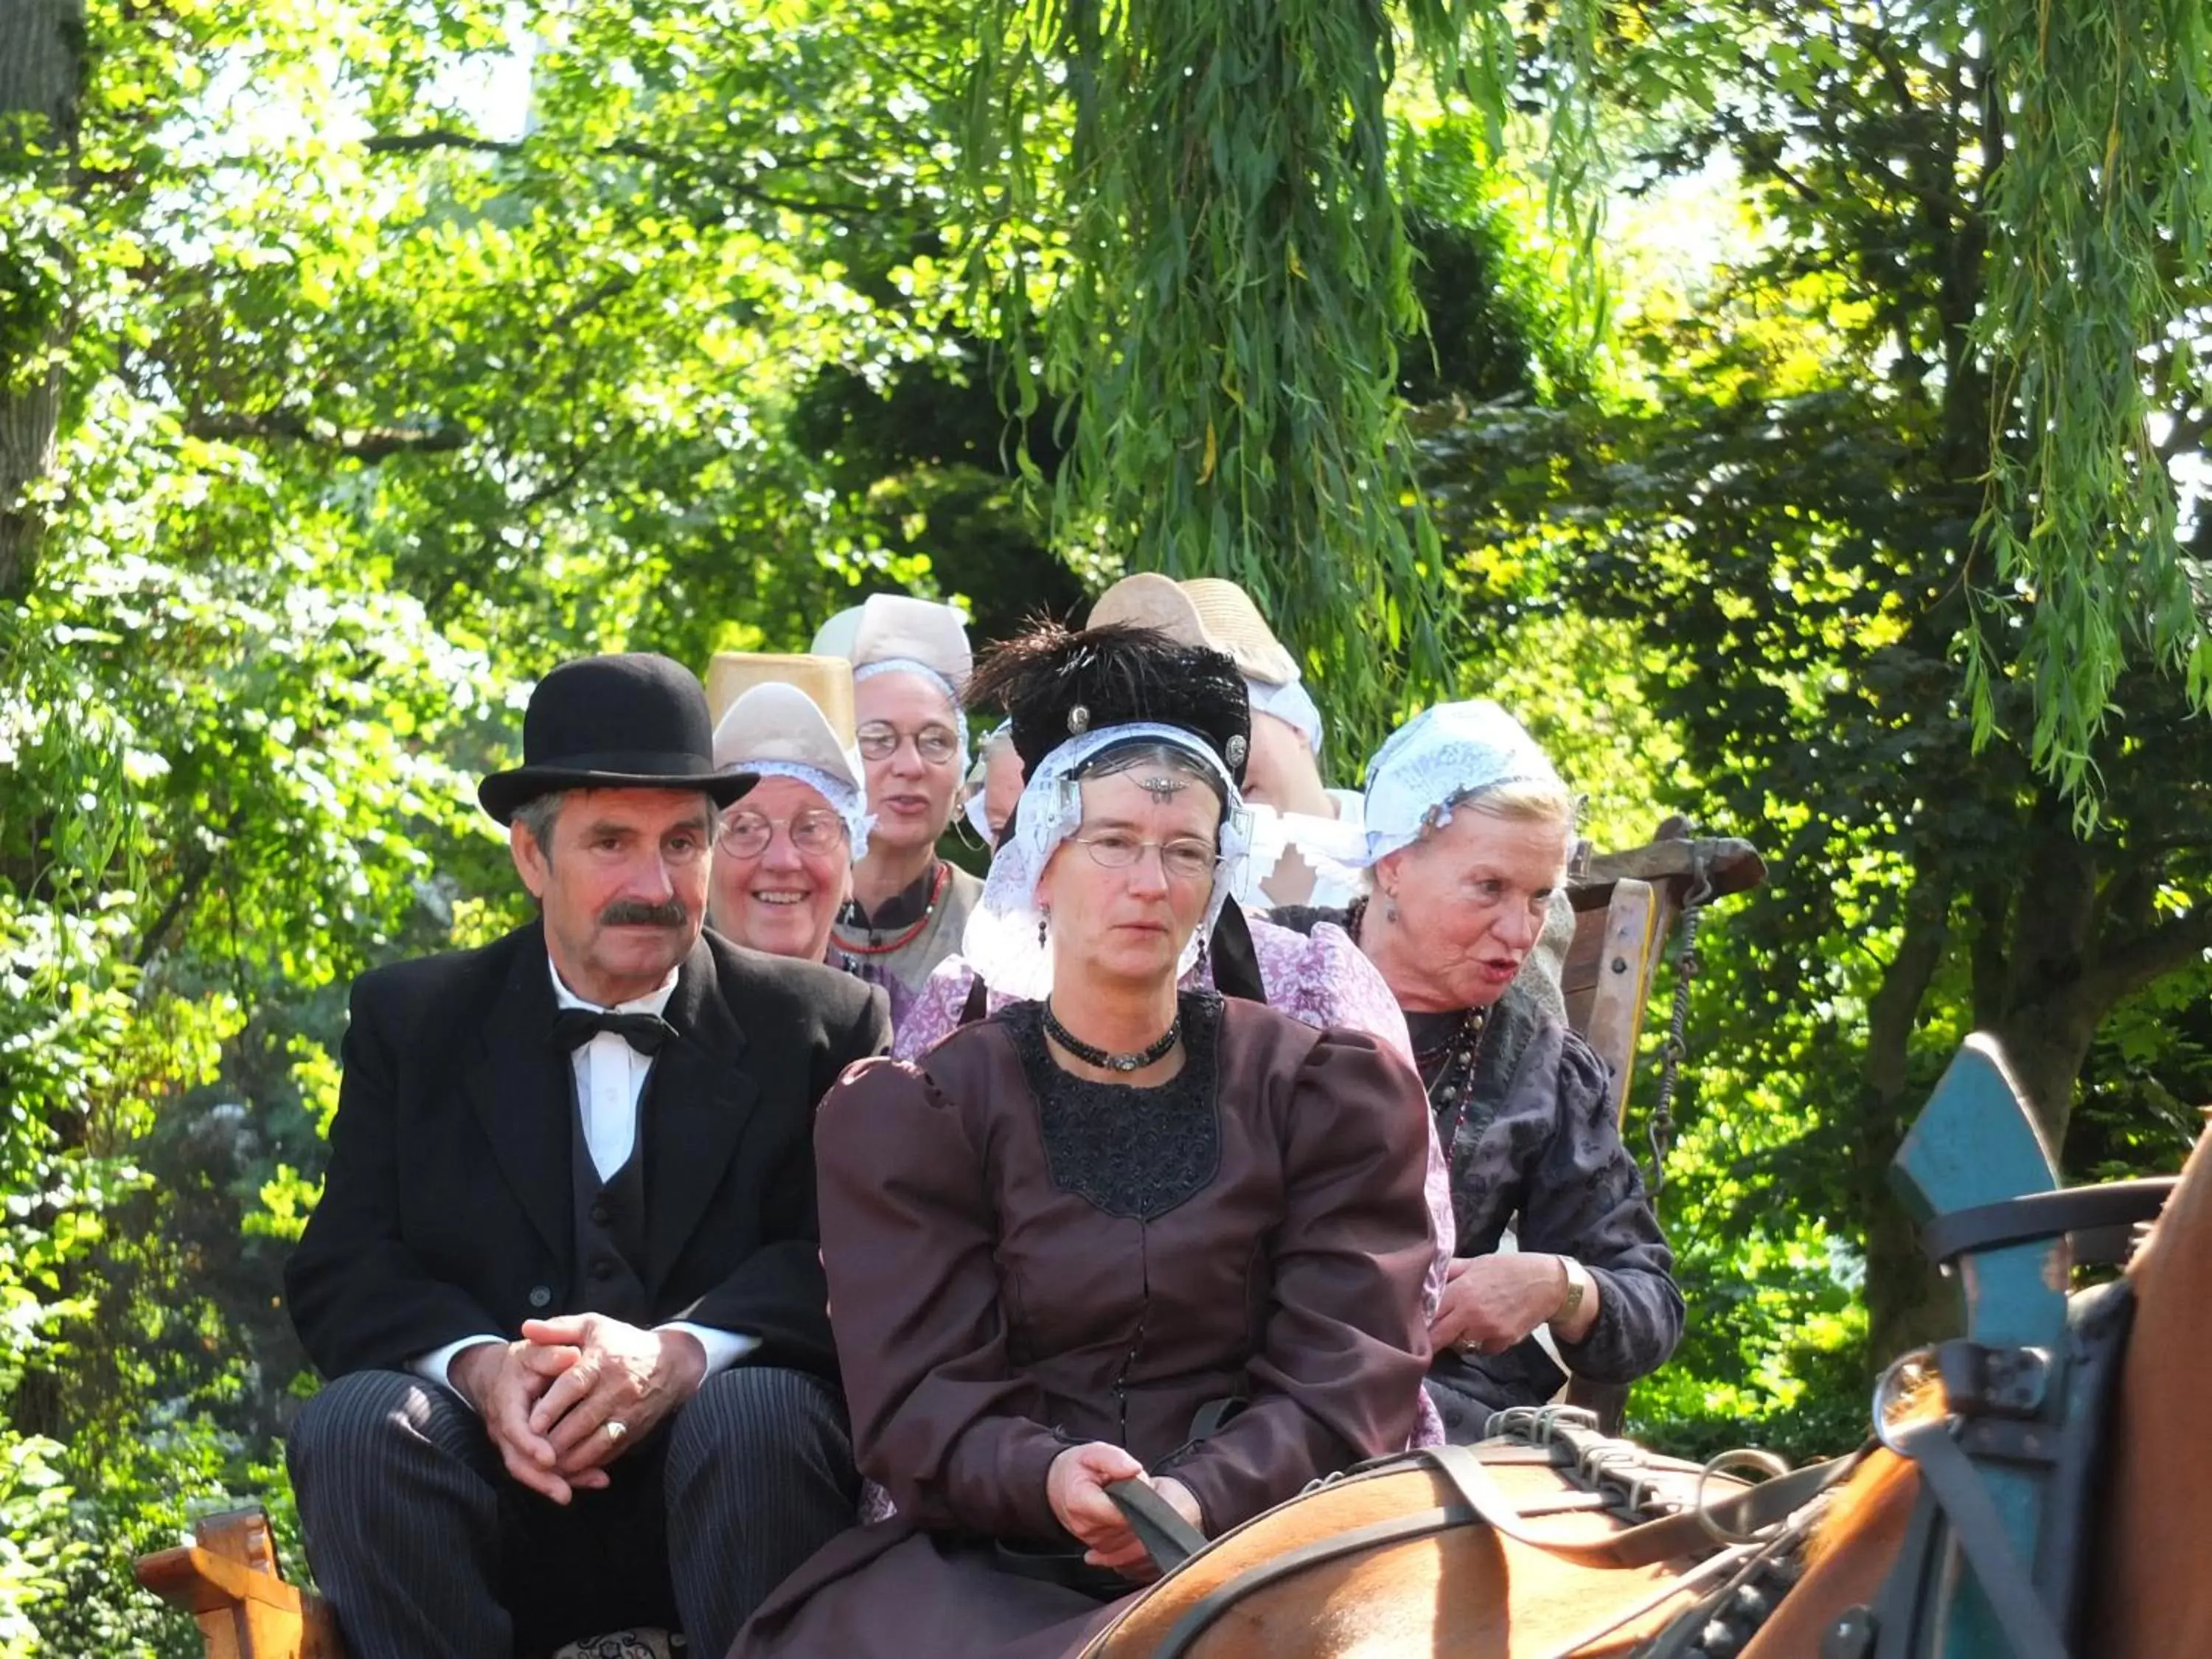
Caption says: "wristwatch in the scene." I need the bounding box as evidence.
[1552,1257,1591,1325]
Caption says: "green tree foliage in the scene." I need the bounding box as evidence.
[959,0,2212,792]
[2,0,2208,1649]
[1971,0,2212,798]
[956,0,1610,752]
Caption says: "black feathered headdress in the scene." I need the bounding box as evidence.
[967,621,1251,785]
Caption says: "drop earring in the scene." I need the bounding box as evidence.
[1037,911,1050,946]
[1382,891,1399,925]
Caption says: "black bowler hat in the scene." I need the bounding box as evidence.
[478,653,757,826]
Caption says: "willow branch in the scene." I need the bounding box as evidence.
[185,412,468,459]
[363,129,882,222]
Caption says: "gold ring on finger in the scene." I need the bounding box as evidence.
[605,1419,628,1442]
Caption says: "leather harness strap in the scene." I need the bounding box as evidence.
[1103,1481,1209,1574]
[1419,1442,1854,1571]
[1107,1441,1857,1659]
[1918,1178,2174,1267]
[1880,1420,2070,1659]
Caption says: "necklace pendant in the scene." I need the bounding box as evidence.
[1110,1054,1141,1073]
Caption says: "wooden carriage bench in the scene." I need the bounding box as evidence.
[134,823,1762,1658]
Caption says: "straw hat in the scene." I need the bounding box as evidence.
[705,652,856,740]
[1086,574,1301,687]
[710,683,863,793]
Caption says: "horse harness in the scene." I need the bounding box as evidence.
[1801,1176,2173,1659]
[1096,1408,1861,1659]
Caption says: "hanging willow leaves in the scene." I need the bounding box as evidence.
[956,0,1601,753]
[1970,0,2212,810]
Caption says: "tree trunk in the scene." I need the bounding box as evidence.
[1858,865,1958,1363]
[1990,998,2101,1161]
[0,0,85,600]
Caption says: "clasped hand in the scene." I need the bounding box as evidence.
[451,1315,706,1505]
[1046,1443,1203,1582]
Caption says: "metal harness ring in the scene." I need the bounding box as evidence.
[1694,1447,1794,1547]
[1871,1345,1939,1457]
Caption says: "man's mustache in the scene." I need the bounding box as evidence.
[598,898,690,928]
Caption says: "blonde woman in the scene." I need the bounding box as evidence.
[1278,700,1683,1441]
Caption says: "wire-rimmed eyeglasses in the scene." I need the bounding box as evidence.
[717,809,849,858]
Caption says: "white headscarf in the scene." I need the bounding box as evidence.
[1245,675,1326,755]
[1355,700,1565,866]
[961,722,1252,1001]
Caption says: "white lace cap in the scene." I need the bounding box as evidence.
[960,723,1016,844]
[961,722,1251,1001]
[1232,799,1369,902]
[728,761,875,862]
[1355,700,1564,867]
[1246,675,1325,755]
[962,791,994,842]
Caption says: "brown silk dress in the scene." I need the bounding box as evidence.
[728,992,1435,1659]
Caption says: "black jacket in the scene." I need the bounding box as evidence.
[285,920,888,1383]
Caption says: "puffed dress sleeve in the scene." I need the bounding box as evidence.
[814,1054,1070,1543]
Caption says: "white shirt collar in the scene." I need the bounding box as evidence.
[547,955,681,1018]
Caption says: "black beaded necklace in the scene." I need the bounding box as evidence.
[1423,1006,1492,1150]
[1041,1000,1182,1074]
[1349,894,1492,1146]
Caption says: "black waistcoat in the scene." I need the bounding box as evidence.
[568,1074,651,1326]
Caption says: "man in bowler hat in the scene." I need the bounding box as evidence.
[284,653,890,1658]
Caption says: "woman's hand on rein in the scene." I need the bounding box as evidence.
[1046,1444,1203,1580]
[1429,1253,1569,1356]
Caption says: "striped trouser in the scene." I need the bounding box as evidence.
[287,1365,857,1659]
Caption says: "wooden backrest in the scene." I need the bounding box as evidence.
[1562,877,1672,1123]
[1560,822,1767,1124]
[134,1507,346,1659]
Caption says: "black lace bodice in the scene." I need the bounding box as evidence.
[1002,991,1224,1221]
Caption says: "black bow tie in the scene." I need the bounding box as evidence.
[549,1008,674,1057]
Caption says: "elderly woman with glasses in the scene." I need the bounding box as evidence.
[811,595,987,1030]
[1276,701,1683,1442]
[731,624,1434,1659]
[705,661,875,966]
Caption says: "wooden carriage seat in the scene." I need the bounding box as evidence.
[135,821,1764,1658]
[1558,819,1764,1430]
[1563,818,1765,1123]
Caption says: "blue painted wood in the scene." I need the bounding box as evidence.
[1890,1034,2069,1658]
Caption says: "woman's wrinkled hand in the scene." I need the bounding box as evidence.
[1428,1253,1565,1356]
[1045,1443,1200,1580]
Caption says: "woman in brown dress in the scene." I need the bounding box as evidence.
[731,624,1436,1659]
